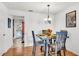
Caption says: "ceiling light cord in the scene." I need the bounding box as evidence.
[47,4,50,20]
[44,4,52,24]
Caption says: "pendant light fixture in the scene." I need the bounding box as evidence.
[44,4,52,24]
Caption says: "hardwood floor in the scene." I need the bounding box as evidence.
[3,46,77,56]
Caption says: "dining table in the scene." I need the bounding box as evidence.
[36,34,56,56]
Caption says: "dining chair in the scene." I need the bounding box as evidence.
[60,30,68,55]
[32,31,46,56]
[55,32,67,56]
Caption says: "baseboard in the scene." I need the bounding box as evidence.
[24,43,33,47]
[1,46,12,56]
[67,50,78,56]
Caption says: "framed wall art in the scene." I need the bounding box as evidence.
[66,10,76,27]
[8,18,11,28]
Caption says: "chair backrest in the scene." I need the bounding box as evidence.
[60,30,68,38]
[55,32,67,52]
[32,31,36,46]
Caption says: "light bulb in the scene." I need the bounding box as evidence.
[48,17,52,21]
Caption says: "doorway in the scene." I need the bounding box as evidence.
[13,16,24,48]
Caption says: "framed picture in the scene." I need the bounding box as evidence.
[66,10,76,27]
[8,18,11,28]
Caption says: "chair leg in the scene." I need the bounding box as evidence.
[64,49,66,56]
[32,46,36,56]
[40,46,43,52]
[60,51,61,56]
[57,51,61,56]
[64,40,66,56]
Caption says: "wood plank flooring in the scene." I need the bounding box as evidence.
[3,46,77,56]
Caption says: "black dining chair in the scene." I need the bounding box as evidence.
[32,31,45,56]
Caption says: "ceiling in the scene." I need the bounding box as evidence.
[3,2,79,14]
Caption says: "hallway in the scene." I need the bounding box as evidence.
[13,39,24,48]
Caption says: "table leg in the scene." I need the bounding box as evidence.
[44,40,48,56]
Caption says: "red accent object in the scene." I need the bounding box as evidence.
[22,18,24,33]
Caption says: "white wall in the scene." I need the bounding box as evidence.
[0,3,13,55]
[54,4,79,55]
[8,9,54,47]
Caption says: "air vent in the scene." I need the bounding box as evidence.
[28,10,34,12]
